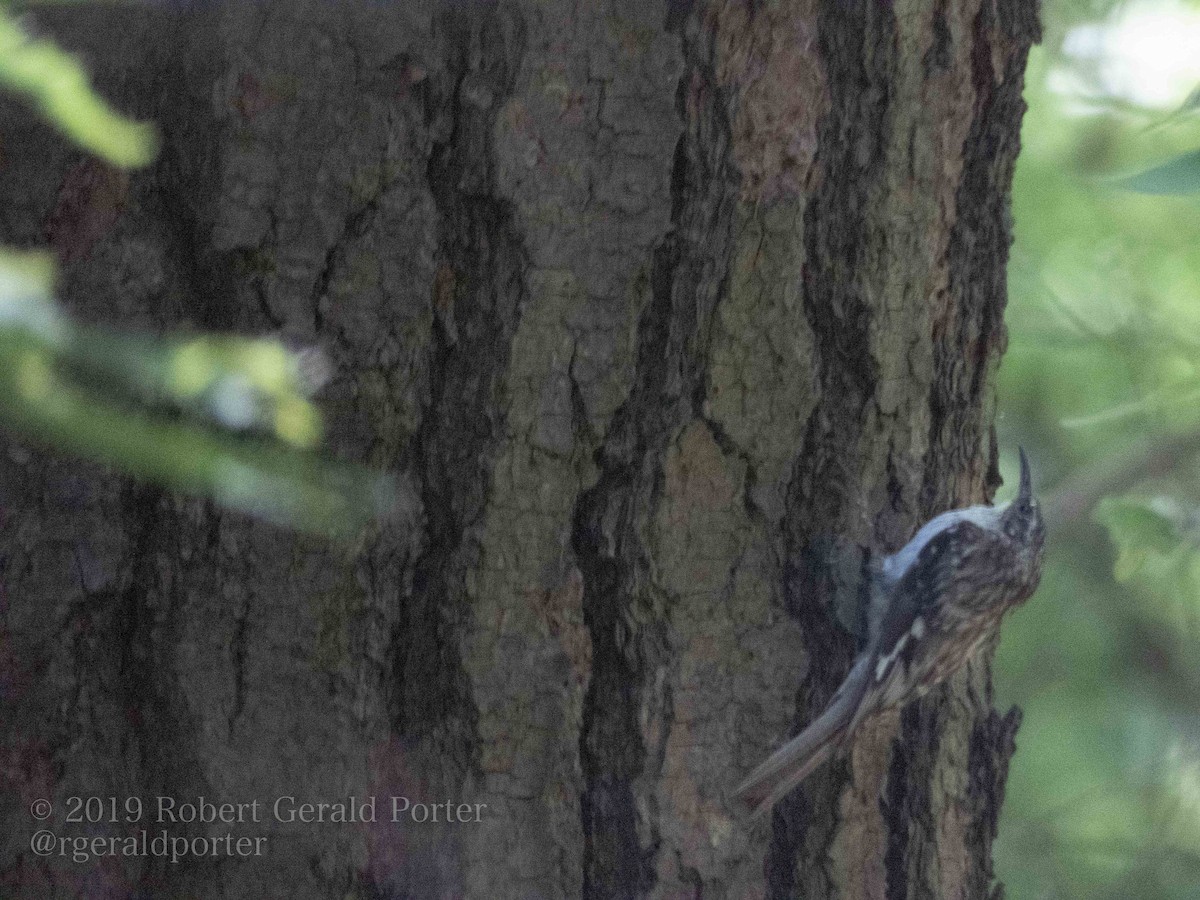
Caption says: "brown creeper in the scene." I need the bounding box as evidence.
[734,449,1046,818]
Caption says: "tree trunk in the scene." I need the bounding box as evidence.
[0,0,1038,897]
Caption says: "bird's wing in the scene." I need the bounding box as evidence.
[848,518,1001,729]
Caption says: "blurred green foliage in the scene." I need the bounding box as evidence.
[0,8,156,166]
[0,7,395,537]
[996,0,1200,896]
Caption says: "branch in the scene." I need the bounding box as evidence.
[1044,427,1200,530]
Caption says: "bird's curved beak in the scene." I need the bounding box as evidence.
[1017,446,1032,503]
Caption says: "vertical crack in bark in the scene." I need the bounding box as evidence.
[925,0,1040,513]
[924,0,953,76]
[570,145,692,900]
[119,488,209,893]
[310,196,382,336]
[571,11,737,897]
[770,0,895,891]
[884,706,915,900]
[967,706,1022,900]
[58,483,206,893]
[882,700,945,900]
[228,587,251,736]
[790,0,890,537]
[152,12,242,332]
[702,413,778,555]
[390,0,527,803]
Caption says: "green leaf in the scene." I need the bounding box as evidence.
[1109,149,1200,196]
[0,8,157,168]
[0,251,396,538]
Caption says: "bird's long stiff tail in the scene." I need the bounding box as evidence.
[733,658,870,818]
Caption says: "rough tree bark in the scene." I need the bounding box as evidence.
[0,0,1038,897]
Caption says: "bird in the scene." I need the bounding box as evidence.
[734,449,1046,818]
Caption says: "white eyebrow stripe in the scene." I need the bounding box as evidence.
[881,506,1003,583]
